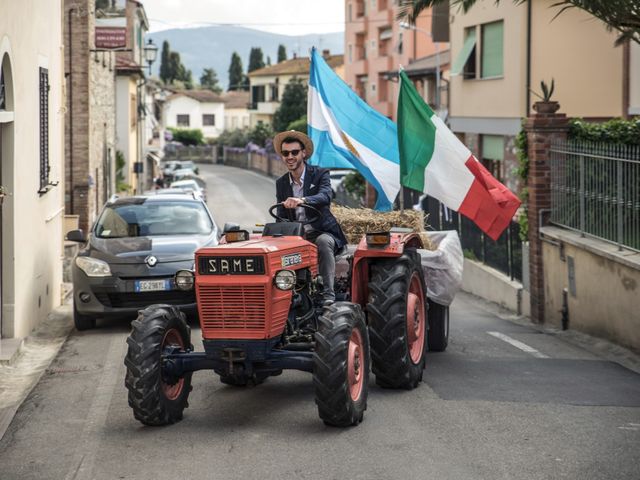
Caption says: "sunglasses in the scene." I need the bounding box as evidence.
[281,149,302,158]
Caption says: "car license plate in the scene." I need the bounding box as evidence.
[135,279,171,292]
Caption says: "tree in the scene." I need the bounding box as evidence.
[200,68,222,94]
[248,122,274,147]
[277,44,287,63]
[397,0,640,44]
[159,41,171,84]
[286,115,308,134]
[272,77,307,132]
[248,47,266,73]
[266,56,272,66]
[228,52,245,91]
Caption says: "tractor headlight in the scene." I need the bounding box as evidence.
[274,270,296,290]
[76,256,111,277]
[175,270,195,291]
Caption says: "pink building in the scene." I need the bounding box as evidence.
[344,0,449,120]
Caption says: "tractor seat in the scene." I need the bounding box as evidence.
[262,222,304,237]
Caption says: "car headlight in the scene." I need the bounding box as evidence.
[75,256,111,277]
[274,270,296,291]
[175,270,195,291]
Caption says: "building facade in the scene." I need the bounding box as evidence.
[1,0,65,341]
[448,0,626,192]
[344,0,447,119]
[248,52,344,127]
[115,0,150,194]
[163,91,225,139]
[64,0,117,234]
[221,91,251,130]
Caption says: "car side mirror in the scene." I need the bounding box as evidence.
[223,222,240,233]
[66,229,86,243]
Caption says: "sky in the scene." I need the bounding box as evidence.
[143,0,345,36]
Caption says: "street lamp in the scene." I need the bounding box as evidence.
[143,39,158,75]
[399,21,441,111]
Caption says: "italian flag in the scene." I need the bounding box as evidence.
[397,70,521,241]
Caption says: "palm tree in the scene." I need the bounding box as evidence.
[397,0,640,45]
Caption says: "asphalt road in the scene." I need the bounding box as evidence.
[0,163,639,480]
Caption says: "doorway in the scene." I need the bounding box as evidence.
[1,51,15,339]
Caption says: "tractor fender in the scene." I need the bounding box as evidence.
[350,232,425,306]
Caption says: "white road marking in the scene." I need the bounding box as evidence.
[487,331,550,359]
[64,335,126,480]
[618,423,640,431]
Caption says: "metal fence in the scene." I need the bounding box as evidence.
[550,140,640,252]
[422,196,523,282]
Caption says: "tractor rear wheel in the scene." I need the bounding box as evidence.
[367,250,427,389]
[313,302,370,427]
[427,299,449,352]
[124,305,192,426]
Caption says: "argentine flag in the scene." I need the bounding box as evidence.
[307,48,400,211]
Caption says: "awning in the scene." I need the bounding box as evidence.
[451,29,476,76]
[379,28,393,41]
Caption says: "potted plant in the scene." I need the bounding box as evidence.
[532,79,559,114]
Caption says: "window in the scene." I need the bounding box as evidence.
[452,27,477,78]
[130,94,137,129]
[39,67,49,192]
[452,21,503,79]
[251,85,266,105]
[176,114,190,127]
[348,3,352,22]
[348,44,353,63]
[0,69,5,110]
[481,21,504,78]
[481,135,504,182]
[270,80,279,101]
[202,114,215,126]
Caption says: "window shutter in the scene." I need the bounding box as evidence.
[39,67,49,191]
[481,21,504,78]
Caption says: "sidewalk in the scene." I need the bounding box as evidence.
[0,304,73,441]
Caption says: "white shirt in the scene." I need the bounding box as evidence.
[289,167,307,226]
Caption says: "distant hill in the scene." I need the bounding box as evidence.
[148,26,344,89]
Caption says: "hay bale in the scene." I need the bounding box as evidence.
[332,204,435,249]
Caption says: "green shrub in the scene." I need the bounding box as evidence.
[216,128,249,148]
[286,115,307,134]
[169,128,204,146]
[568,118,640,145]
[342,171,366,200]
[248,122,274,147]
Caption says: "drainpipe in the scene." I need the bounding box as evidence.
[67,6,75,213]
[526,0,531,117]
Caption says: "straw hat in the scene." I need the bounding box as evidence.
[273,130,314,158]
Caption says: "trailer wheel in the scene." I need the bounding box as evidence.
[427,299,449,352]
[367,250,427,389]
[124,305,192,426]
[313,302,370,427]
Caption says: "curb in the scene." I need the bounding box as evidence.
[0,303,74,442]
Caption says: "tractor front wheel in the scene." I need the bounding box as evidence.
[367,250,427,389]
[313,302,370,427]
[124,305,192,426]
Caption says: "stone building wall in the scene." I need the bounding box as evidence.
[64,0,116,232]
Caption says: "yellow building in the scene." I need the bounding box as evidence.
[247,51,344,127]
[448,0,628,191]
[1,0,65,344]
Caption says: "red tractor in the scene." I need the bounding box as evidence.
[124,204,449,427]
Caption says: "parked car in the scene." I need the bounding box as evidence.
[67,193,219,330]
[170,179,206,201]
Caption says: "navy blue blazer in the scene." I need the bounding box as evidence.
[275,164,348,250]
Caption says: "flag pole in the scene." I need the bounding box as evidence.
[398,65,404,213]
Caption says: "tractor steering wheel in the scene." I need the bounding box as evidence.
[269,202,321,225]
